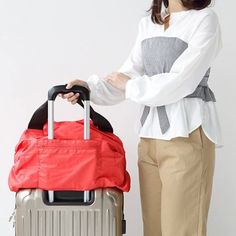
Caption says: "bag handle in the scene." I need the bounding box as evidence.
[28,85,113,133]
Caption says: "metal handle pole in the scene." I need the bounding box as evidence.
[84,100,90,202]
[48,100,54,203]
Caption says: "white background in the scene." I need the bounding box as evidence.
[0,0,235,235]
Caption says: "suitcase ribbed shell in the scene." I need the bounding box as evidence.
[15,188,125,236]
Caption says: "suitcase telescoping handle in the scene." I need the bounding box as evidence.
[47,85,91,203]
[48,85,90,140]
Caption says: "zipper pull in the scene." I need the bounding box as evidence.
[9,207,16,228]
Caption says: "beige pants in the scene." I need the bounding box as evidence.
[138,126,215,236]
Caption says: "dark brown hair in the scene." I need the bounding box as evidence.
[148,0,212,24]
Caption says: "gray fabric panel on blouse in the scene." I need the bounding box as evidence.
[140,105,151,126]
[185,68,216,102]
[140,37,216,134]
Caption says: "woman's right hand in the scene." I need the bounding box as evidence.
[59,79,90,105]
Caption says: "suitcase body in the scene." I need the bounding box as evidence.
[14,85,126,236]
[15,188,126,236]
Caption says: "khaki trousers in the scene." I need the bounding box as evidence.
[138,126,215,236]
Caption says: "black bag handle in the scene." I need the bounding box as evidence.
[28,85,113,133]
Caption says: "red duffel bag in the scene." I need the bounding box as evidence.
[8,85,131,192]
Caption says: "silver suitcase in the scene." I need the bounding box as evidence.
[14,85,126,236]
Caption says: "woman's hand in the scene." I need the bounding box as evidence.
[59,79,90,105]
[104,72,130,90]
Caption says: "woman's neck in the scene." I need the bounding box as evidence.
[167,0,187,14]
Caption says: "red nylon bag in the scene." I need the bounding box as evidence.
[8,88,131,192]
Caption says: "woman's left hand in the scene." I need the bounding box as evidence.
[104,72,131,90]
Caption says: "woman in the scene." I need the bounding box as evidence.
[61,0,223,235]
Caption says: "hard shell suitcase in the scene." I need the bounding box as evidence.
[14,85,126,236]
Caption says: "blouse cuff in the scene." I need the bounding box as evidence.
[86,74,101,103]
[125,77,140,100]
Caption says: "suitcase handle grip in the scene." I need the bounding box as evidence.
[48,85,90,101]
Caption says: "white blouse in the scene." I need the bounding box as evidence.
[87,7,224,148]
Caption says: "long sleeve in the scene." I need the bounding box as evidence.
[86,74,125,105]
[125,11,223,107]
[86,19,145,106]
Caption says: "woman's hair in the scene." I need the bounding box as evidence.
[148,0,212,24]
